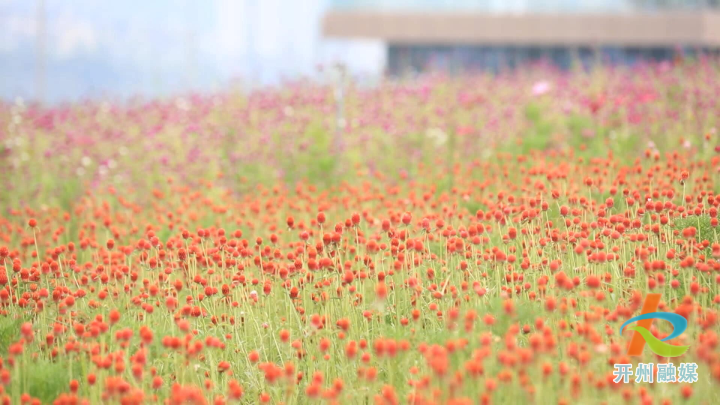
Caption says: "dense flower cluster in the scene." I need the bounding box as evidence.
[0,63,719,404]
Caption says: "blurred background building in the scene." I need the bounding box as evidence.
[323,0,720,75]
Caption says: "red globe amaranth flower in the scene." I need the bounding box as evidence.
[0,64,718,404]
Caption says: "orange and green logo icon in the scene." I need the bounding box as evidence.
[620,293,690,358]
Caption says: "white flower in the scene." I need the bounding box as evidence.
[532,81,550,96]
[425,127,447,147]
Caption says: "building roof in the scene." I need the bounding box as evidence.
[322,11,720,47]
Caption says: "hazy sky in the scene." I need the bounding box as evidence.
[0,0,385,103]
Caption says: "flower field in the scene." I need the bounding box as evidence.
[1,62,720,404]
